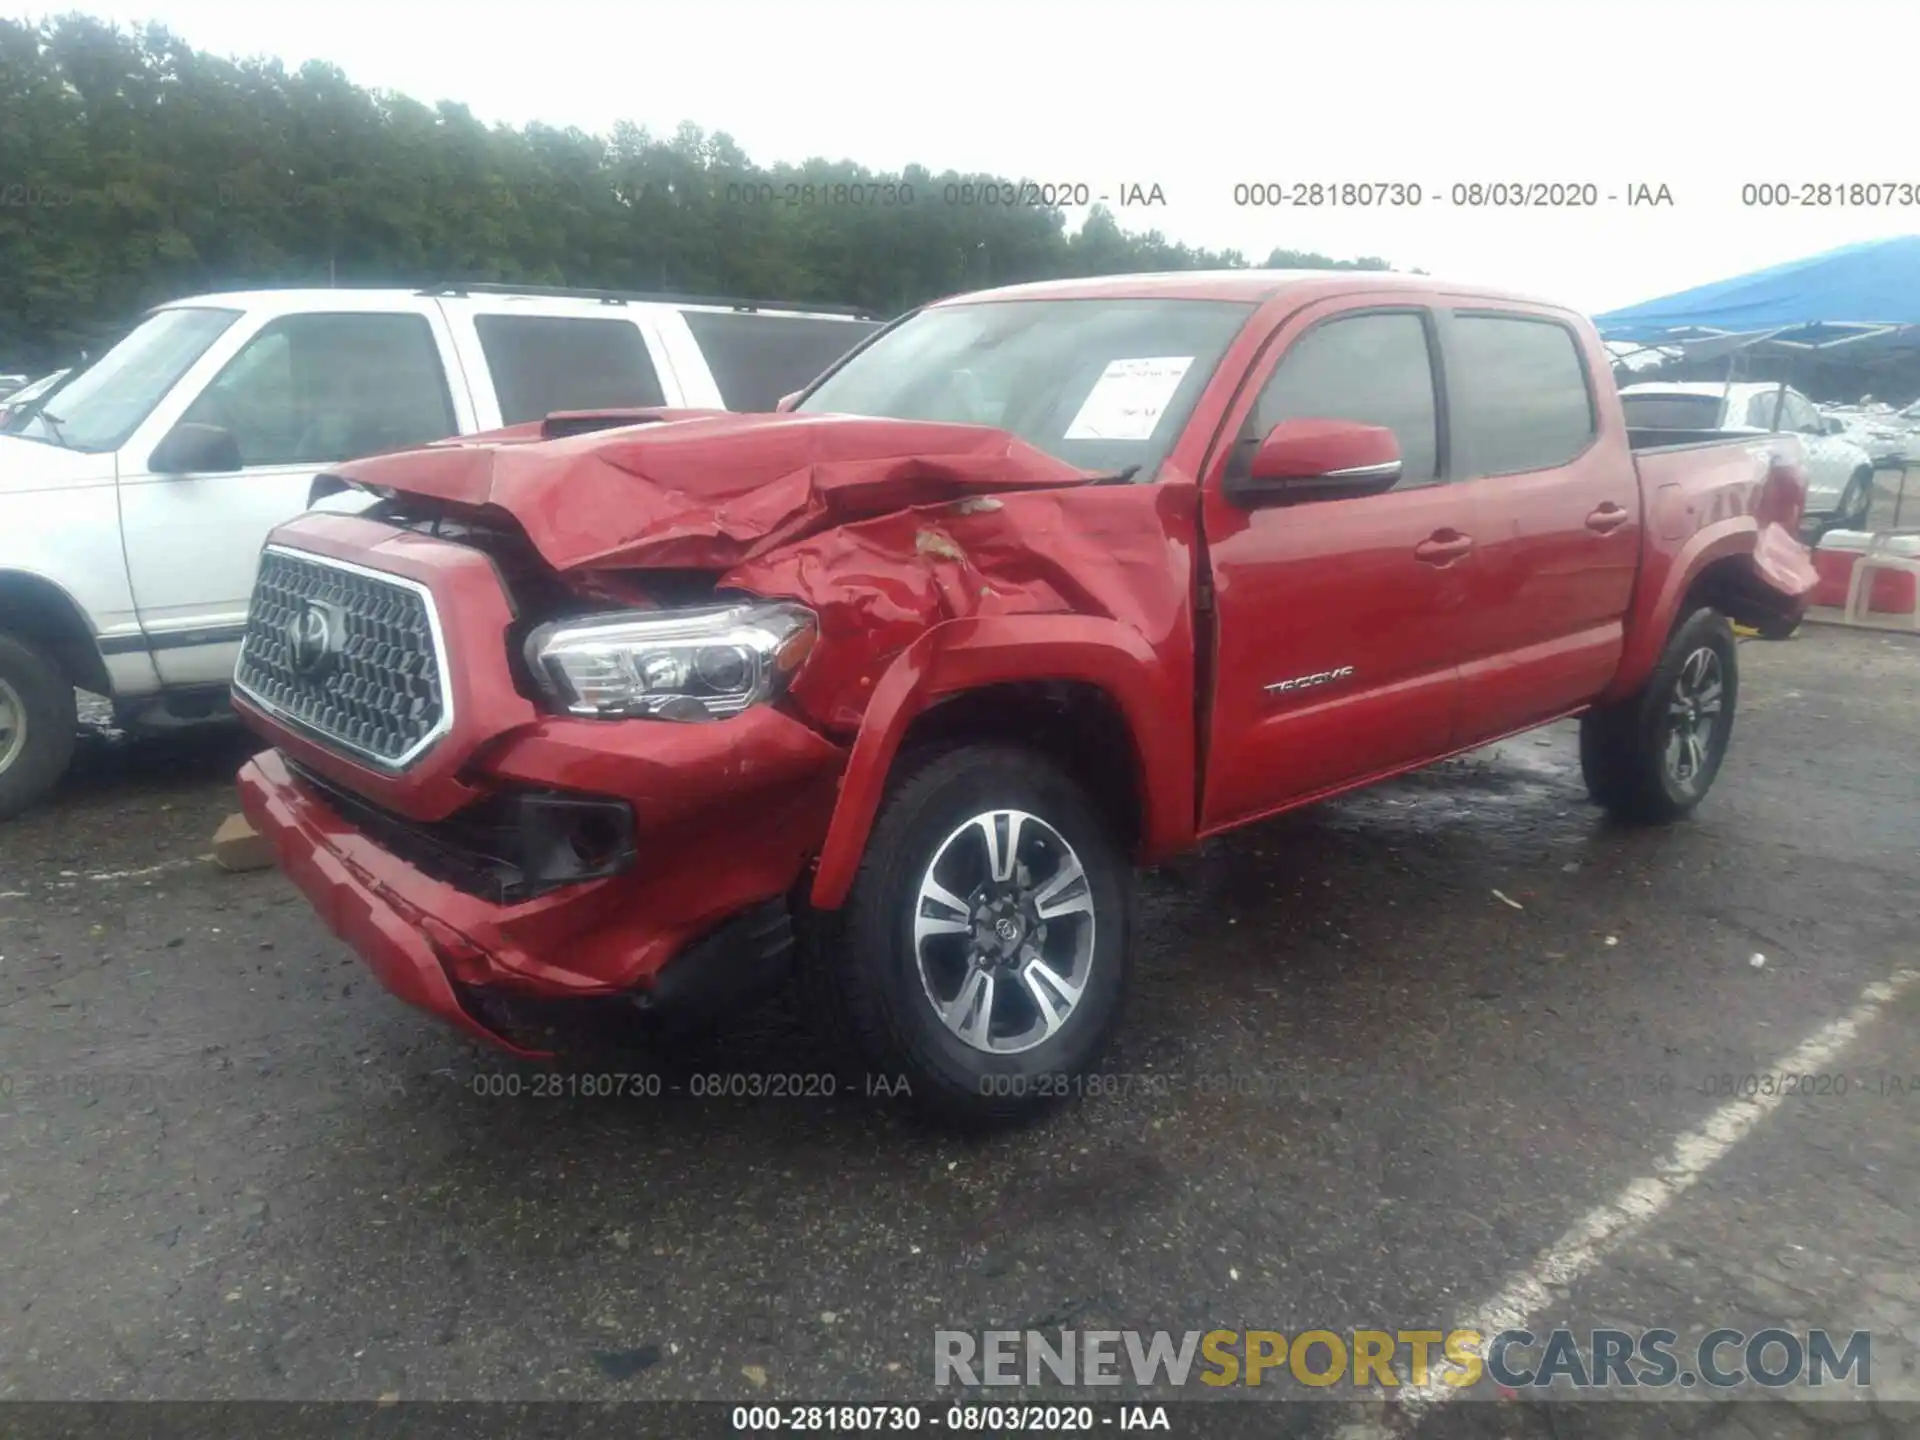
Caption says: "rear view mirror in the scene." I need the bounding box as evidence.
[150,422,242,475]
[1223,419,1403,508]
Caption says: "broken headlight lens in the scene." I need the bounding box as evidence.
[526,602,817,721]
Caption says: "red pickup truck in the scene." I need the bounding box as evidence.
[231,271,1818,1123]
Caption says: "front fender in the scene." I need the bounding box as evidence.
[807,613,1194,910]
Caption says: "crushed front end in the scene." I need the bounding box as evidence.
[230,508,845,1055]
[229,409,1174,1056]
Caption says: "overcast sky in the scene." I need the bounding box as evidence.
[11,0,1918,314]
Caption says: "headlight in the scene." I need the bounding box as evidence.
[526,601,817,721]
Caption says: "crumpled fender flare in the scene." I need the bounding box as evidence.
[1601,515,1812,704]
[807,614,1195,910]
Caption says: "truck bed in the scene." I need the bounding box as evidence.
[1603,426,1814,698]
[1628,428,1801,519]
[1627,426,1773,451]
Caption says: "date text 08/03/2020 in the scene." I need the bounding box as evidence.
[730,1405,1166,1432]
[1228,180,1675,207]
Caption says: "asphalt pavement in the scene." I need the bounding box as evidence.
[1,627,1916,1439]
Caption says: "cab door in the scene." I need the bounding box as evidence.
[1439,306,1640,740]
[1199,299,1473,833]
[118,299,473,686]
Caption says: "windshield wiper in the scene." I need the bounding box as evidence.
[1082,464,1142,486]
[34,409,71,446]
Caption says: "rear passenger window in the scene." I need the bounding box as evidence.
[1249,312,1439,485]
[1620,392,1725,431]
[475,315,666,425]
[1449,314,1595,476]
[682,311,880,411]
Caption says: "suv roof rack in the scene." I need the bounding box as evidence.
[416,282,879,319]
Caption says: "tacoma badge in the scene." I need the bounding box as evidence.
[1265,665,1355,695]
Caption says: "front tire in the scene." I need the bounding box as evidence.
[0,630,78,821]
[1580,608,1738,824]
[804,743,1133,1127]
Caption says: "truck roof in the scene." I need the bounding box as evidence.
[933,269,1564,310]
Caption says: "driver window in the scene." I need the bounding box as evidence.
[1244,312,1440,486]
[189,330,297,464]
[179,313,456,467]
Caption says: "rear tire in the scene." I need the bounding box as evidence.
[0,630,77,821]
[802,743,1133,1128]
[1580,608,1738,824]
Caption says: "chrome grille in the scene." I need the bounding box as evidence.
[234,547,450,768]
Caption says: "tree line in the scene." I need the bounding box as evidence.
[0,13,1408,372]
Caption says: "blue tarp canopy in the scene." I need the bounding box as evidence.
[1594,236,1920,357]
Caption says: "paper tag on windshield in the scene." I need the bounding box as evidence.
[1063,357,1193,441]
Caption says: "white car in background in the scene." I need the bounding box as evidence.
[1819,401,1916,466]
[1618,381,1876,529]
[0,283,883,817]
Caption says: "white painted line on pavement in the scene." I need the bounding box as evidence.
[1391,965,1920,1419]
[82,856,215,883]
[3,856,218,894]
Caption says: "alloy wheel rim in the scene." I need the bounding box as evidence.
[1663,646,1724,794]
[0,676,25,776]
[912,808,1096,1055]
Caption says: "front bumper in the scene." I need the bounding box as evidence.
[239,750,530,1052]
[237,706,844,1054]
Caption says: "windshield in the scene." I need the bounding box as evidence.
[20,307,240,452]
[796,298,1257,478]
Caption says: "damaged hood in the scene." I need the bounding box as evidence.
[327,411,1096,572]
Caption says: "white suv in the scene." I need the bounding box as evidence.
[0,284,882,817]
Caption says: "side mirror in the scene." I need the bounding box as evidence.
[774,390,802,413]
[150,422,242,475]
[1821,416,1847,436]
[1223,419,1403,508]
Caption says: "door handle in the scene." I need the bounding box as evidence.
[1586,503,1630,534]
[1414,530,1474,565]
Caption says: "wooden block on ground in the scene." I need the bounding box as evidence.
[212,812,276,873]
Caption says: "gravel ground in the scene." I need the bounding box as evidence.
[0,625,1915,1438]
